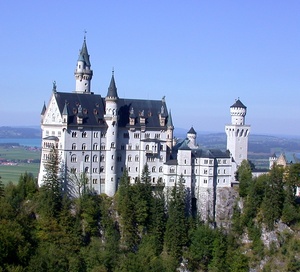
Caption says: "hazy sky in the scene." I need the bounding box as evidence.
[1,1,300,136]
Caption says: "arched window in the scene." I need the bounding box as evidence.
[93,155,98,162]
[135,155,139,162]
[93,143,98,150]
[72,143,76,150]
[111,142,115,148]
[71,155,77,162]
[82,132,87,138]
[72,132,77,138]
[84,167,89,173]
[100,166,104,173]
[159,166,163,172]
[82,144,86,150]
[146,145,149,150]
[85,155,89,162]
[128,155,132,162]
[100,155,105,162]
[152,166,156,173]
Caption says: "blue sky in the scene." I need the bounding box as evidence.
[1,1,300,136]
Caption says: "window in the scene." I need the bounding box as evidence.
[82,144,87,150]
[160,145,163,151]
[85,155,90,162]
[204,160,208,164]
[93,132,98,138]
[223,159,227,164]
[71,155,77,162]
[135,145,139,150]
[152,166,156,172]
[123,133,129,138]
[128,155,132,162]
[117,155,122,162]
[111,166,114,171]
[72,132,77,138]
[224,169,226,174]
[155,133,160,139]
[93,155,98,162]
[204,169,208,174]
[134,133,140,138]
[204,179,208,184]
[184,159,187,164]
[58,131,61,137]
[111,142,115,148]
[146,145,149,150]
[101,144,105,150]
[159,166,163,172]
[100,166,104,173]
[209,160,213,164]
[93,179,97,184]
[170,167,175,174]
[93,143,98,150]
[84,167,89,173]
[145,133,150,138]
[72,143,76,150]
[184,169,186,174]
[100,155,105,162]
[135,155,139,162]
[121,145,125,150]
[93,168,97,173]
[82,132,87,138]
[128,144,132,150]
[170,177,175,182]
[218,169,220,174]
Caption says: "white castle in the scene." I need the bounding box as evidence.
[38,38,250,219]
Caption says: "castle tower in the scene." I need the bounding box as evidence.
[225,99,250,166]
[74,36,93,93]
[104,72,119,196]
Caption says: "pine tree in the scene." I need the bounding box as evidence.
[0,176,4,198]
[165,175,188,259]
[262,164,284,230]
[39,146,63,217]
[236,160,253,197]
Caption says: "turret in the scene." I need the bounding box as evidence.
[225,98,250,167]
[104,71,119,196]
[187,126,197,148]
[166,110,174,150]
[74,37,93,93]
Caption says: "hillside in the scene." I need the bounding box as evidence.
[0,126,40,138]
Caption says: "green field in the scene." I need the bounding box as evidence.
[0,145,41,184]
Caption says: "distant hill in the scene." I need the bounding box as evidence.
[0,126,41,138]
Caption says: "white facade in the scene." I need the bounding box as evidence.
[38,39,251,219]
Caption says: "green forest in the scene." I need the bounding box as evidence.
[1,148,300,271]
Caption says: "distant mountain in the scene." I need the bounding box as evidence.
[0,126,41,138]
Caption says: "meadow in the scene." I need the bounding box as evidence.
[0,145,40,184]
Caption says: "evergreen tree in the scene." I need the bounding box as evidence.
[39,146,63,217]
[281,183,298,225]
[165,175,187,259]
[262,165,284,230]
[0,176,4,198]
[236,160,253,197]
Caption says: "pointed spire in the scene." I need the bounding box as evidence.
[187,126,196,135]
[167,110,174,128]
[62,101,68,116]
[106,70,118,98]
[78,37,91,67]
[41,102,46,115]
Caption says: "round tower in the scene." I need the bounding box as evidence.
[225,99,250,166]
[104,72,119,196]
[74,37,93,93]
[166,110,174,151]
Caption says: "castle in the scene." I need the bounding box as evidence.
[38,38,250,219]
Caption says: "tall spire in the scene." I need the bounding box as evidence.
[78,36,91,67]
[106,70,118,99]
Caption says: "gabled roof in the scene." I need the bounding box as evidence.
[53,92,106,127]
[231,99,246,109]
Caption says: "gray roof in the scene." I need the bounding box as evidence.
[106,74,118,98]
[166,110,173,127]
[78,38,91,67]
[187,126,196,134]
[49,91,170,130]
[231,99,246,109]
[41,103,46,115]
